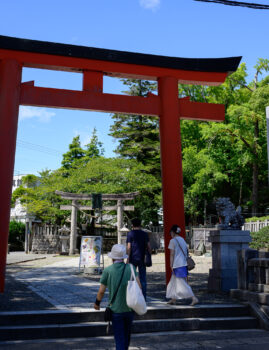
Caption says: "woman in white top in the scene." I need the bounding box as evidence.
[166,224,198,306]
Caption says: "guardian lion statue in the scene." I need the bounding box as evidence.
[216,197,245,230]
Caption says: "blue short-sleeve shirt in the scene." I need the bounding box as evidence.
[127,229,149,265]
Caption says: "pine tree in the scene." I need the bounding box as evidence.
[61,135,85,169]
[84,128,104,160]
[109,79,160,177]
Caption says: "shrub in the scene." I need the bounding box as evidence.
[250,226,269,251]
[9,220,25,251]
[246,216,269,222]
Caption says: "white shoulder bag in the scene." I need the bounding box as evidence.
[126,264,147,315]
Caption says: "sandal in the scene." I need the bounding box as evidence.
[190,297,199,306]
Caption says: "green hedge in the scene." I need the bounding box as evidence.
[246,216,269,222]
[250,226,269,250]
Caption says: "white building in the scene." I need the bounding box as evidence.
[10,175,29,223]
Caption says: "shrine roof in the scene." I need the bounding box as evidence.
[0,35,241,75]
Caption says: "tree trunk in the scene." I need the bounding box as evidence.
[239,174,243,206]
[251,161,259,216]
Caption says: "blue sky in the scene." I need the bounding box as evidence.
[1,0,268,175]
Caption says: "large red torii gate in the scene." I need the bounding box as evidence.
[0,35,241,291]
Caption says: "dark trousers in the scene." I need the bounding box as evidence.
[112,311,134,350]
[133,263,147,300]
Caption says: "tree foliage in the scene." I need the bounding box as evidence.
[13,157,161,225]
[109,80,160,178]
[61,135,85,170]
[84,127,104,160]
[9,220,25,251]
[250,226,269,251]
[179,60,269,219]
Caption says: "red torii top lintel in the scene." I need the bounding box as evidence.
[0,35,241,291]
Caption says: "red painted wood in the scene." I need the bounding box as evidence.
[0,49,228,85]
[179,97,225,122]
[0,59,22,292]
[20,85,225,121]
[83,70,103,93]
[20,85,160,116]
[158,76,186,284]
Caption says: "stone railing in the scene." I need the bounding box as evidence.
[248,258,269,293]
[230,248,269,329]
[231,249,269,306]
[243,220,269,232]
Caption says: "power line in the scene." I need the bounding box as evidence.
[194,0,269,9]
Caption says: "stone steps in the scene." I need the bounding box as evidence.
[0,304,259,341]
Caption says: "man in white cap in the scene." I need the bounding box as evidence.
[94,244,141,350]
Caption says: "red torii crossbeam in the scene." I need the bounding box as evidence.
[0,35,241,291]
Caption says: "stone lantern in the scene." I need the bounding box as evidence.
[119,226,129,245]
[58,225,70,255]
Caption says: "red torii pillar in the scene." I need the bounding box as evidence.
[158,76,185,281]
[0,60,22,292]
[0,35,241,291]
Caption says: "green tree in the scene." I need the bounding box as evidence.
[61,135,85,170]
[12,158,161,225]
[9,220,25,251]
[177,60,269,218]
[201,59,269,215]
[109,79,160,177]
[59,157,161,225]
[182,146,228,223]
[84,127,104,160]
[12,172,64,224]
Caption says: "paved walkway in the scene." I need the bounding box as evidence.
[6,252,52,265]
[10,256,103,311]
[1,253,269,349]
[3,253,231,311]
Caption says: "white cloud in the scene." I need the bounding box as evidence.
[139,0,160,11]
[19,106,56,123]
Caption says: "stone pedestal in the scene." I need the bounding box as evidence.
[59,235,69,255]
[208,230,251,292]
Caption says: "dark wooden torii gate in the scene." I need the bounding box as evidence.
[0,35,241,291]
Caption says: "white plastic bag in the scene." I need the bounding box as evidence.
[126,264,147,315]
[166,273,194,300]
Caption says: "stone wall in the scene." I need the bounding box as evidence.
[31,224,62,254]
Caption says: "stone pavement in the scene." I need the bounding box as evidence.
[2,253,233,311]
[6,252,53,265]
[1,253,269,349]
